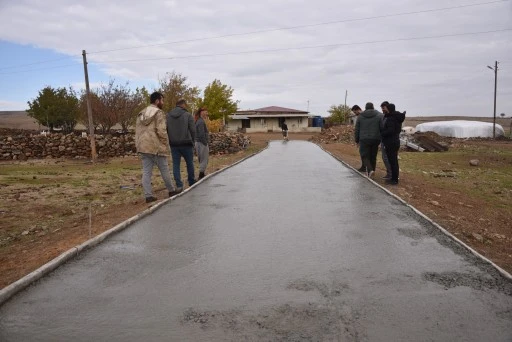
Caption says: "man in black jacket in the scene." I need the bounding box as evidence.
[167,99,196,189]
[380,103,405,185]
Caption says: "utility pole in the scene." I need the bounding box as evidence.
[344,90,347,107]
[307,100,310,112]
[487,61,498,139]
[82,50,97,161]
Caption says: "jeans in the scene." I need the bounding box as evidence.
[195,142,209,173]
[385,142,400,182]
[140,153,175,198]
[381,143,392,177]
[359,139,380,172]
[171,146,195,188]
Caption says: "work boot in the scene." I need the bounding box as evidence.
[198,172,205,180]
[145,196,158,203]
[169,188,183,197]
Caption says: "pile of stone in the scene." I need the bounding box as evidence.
[0,130,250,160]
[0,132,137,160]
[209,132,251,155]
[309,125,355,144]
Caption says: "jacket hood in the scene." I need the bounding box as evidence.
[361,109,381,118]
[388,104,406,123]
[169,106,187,118]
[138,105,160,126]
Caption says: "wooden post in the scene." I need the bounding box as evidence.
[82,50,97,161]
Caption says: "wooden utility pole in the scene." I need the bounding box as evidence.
[344,90,347,107]
[82,50,97,161]
[492,61,498,139]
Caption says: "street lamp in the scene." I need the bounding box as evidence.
[487,61,498,139]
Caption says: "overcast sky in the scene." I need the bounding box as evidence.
[0,0,511,117]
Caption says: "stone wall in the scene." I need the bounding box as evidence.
[0,130,251,160]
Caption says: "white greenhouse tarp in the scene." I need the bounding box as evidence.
[415,120,504,138]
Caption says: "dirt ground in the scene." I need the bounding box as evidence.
[1,131,511,289]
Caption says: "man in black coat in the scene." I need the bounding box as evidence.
[380,103,405,185]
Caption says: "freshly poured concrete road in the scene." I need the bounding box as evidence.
[1,141,511,341]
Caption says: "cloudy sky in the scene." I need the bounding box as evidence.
[0,0,511,117]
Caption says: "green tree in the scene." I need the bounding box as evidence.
[199,79,239,121]
[327,104,350,125]
[27,86,79,133]
[158,72,200,113]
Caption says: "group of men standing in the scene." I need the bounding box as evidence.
[352,101,405,185]
[135,92,210,203]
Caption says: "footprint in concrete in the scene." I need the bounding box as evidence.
[396,227,427,240]
[286,279,349,298]
[182,303,360,341]
[422,271,512,295]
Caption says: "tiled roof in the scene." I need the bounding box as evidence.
[235,106,309,114]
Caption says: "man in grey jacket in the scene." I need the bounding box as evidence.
[195,107,209,180]
[167,99,196,189]
[354,102,383,178]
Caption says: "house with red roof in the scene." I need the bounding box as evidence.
[228,106,321,133]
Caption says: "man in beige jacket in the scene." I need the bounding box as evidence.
[136,92,180,203]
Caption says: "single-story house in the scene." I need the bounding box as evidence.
[227,106,321,133]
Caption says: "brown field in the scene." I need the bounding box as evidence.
[2,111,510,135]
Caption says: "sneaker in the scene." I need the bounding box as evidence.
[145,196,158,203]
[385,179,399,185]
[382,175,391,180]
[368,170,375,179]
[198,172,205,180]
[169,188,183,197]
[357,166,366,172]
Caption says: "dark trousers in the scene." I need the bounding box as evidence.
[359,139,380,172]
[385,142,400,182]
[171,146,195,188]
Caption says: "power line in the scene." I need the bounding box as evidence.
[87,0,510,54]
[1,28,510,75]
[0,55,81,71]
[0,63,79,75]
[0,0,507,70]
[92,28,512,64]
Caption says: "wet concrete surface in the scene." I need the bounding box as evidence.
[1,141,511,341]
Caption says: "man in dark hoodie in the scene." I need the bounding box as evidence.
[380,101,392,179]
[194,107,209,180]
[167,99,196,190]
[355,102,383,178]
[380,103,405,185]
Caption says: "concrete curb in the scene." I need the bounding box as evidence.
[316,143,512,281]
[0,145,268,306]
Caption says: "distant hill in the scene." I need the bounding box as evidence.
[0,111,88,130]
[0,111,41,130]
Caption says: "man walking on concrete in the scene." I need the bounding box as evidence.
[194,107,209,180]
[355,102,383,178]
[135,92,180,203]
[380,101,392,179]
[167,99,196,190]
